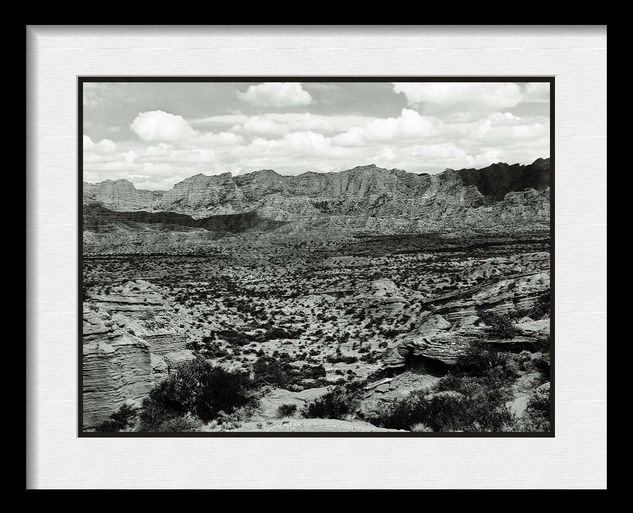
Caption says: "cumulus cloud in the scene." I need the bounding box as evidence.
[331,109,435,146]
[237,83,313,108]
[393,83,524,111]
[83,135,117,153]
[130,110,196,142]
[234,112,374,138]
[195,131,244,146]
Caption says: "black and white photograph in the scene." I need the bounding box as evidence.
[80,79,553,435]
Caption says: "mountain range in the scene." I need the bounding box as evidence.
[83,158,550,239]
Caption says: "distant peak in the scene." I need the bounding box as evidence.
[183,173,209,181]
[345,163,387,174]
[104,178,132,183]
[251,169,280,177]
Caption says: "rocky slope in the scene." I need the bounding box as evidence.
[83,159,550,234]
[381,270,550,369]
[84,179,163,210]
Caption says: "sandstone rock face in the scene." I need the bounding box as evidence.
[150,353,168,385]
[82,280,195,428]
[82,307,153,428]
[383,332,476,368]
[83,179,161,210]
[85,280,192,356]
[417,315,452,337]
[157,172,247,213]
[143,334,190,357]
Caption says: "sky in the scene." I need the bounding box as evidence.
[83,81,550,190]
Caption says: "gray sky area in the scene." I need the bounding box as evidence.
[83,81,550,190]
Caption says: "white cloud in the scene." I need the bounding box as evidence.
[85,106,549,187]
[237,83,313,108]
[331,109,435,146]
[190,114,250,128]
[83,135,117,153]
[130,110,196,142]
[471,115,549,146]
[234,112,374,138]
[195,131,244,146]
[393,83,524,111]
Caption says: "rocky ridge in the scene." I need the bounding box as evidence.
[83,159,550,232]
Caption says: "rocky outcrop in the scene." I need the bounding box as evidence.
[354,278,409,314]
[429,271,550,323]
[383,332,476,368]
[143,334,189,357]
[84,179,161,211]
[380,271,550,370]
[82,307,153,428]
[82,280,196,428]
[157,172,247,213]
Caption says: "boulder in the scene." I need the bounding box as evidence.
[163,349,196,370]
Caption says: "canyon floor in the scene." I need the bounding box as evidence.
[82,230,551,433]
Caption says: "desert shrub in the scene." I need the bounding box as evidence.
[369,366,517,433]
[137,358,256,430]
[528,291,551,320]
[215,405,258,429]
[211,329,255,347]
[302,387,361,420]
[478,310,520,338]
[532,351,551,377]
[455,344,519,382]
[262,326,301,341]
[253,356,290,387]
[253,356,327,388]
[365,389,429,431]
[137,396,177,432]
[299,363,327,381]
[154,414,203,432]
[277,403,298,418]
[94,403,137,432]
[367,387,514,432]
